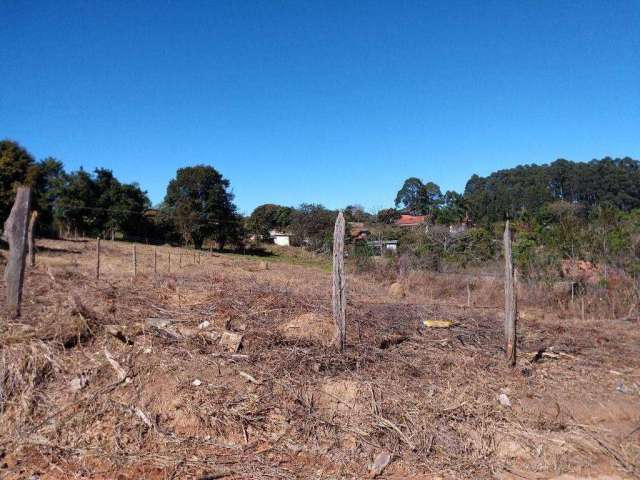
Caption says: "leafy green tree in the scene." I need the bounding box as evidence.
[93,168,150,239]
[289,203,336,252]
[437,190,466,224]
[164,165,240,249]
[395,177,443,216]
[51,168,97,236]
[246,203,293,241]
[0,140,39,221]
[32,157,66,236]
[537,201,586,259]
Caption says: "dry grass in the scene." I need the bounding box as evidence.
[0,238,638,479]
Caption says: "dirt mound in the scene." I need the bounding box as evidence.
[280,312,336,346]
[389,282,405,297]
[315,378,363,418]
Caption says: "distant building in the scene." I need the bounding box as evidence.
[269,230,291,246]
[395,214,428,227]
[367,239,398,255]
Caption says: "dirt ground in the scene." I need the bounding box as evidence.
[1,238,639,479]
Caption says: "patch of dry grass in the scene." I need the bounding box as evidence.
[0,238,638,479]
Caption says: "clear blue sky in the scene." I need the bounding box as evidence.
[1,1,638,214]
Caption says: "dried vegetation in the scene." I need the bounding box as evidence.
[0,239,639,479]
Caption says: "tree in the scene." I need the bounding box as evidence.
[93,168,150,239]
[289,203,336,252]
[376,208,401,224]
[437,190,466,224]
[394,177,423,214]
[164,165,239,249]
[0,140,38,222]
[394,177,443,216]
[463,157,640,223]
[246,203,293,241]
[32,157,66,236]
[51,168,97,236]
[344,204,370,223]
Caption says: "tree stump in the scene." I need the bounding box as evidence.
[332,211,346,351]
[3,187,32,318]
[503,220,517,366]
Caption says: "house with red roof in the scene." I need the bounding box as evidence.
[394,214,428,227]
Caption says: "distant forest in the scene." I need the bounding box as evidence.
[464,157,640,223]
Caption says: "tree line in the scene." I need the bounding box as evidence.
[0,140,241,249]
[3,138,639,273]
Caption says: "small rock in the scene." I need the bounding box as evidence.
[616,382,634,395]
[198,321,210,329]
[146,318,173,329]
[370,451,392,478]
[69,376,88,392]
[389,282,405,298]
[192,379,203,387]
[219,331,243,352]
[498,393,512,407]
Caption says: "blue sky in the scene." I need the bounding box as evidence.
[1,1,638,214]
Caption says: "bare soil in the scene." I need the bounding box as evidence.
[1,238,638,479]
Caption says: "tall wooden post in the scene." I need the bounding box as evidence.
[168,251,171,273]
[154,247,157,275]
[96,237,101,279]
[332,211,346,351]
[179,251,182,268]
[504,220,517,366]
[3,187,31,318]
[133,244,137,277]
[27,210,38,267]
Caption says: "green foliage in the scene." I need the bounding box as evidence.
[352,240,374,272]
[164,165,240,249]
[32,157,66,236]
[437,191,466,224]
[289,203,336,252]
[246,203,293,240]
[0,140,39,220]
[464,157,640,223]
[395,177,443,216]
[344,205,371,223]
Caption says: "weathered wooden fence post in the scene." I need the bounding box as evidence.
[133,244,137,277]
[168,251,171,273]
[503,220,517,366]
[466,282,471,307]
[154,247,157,275]
[3,186,32,318]
[332,211,346,351]
[96,237,101,279]
[27,210,38,267]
